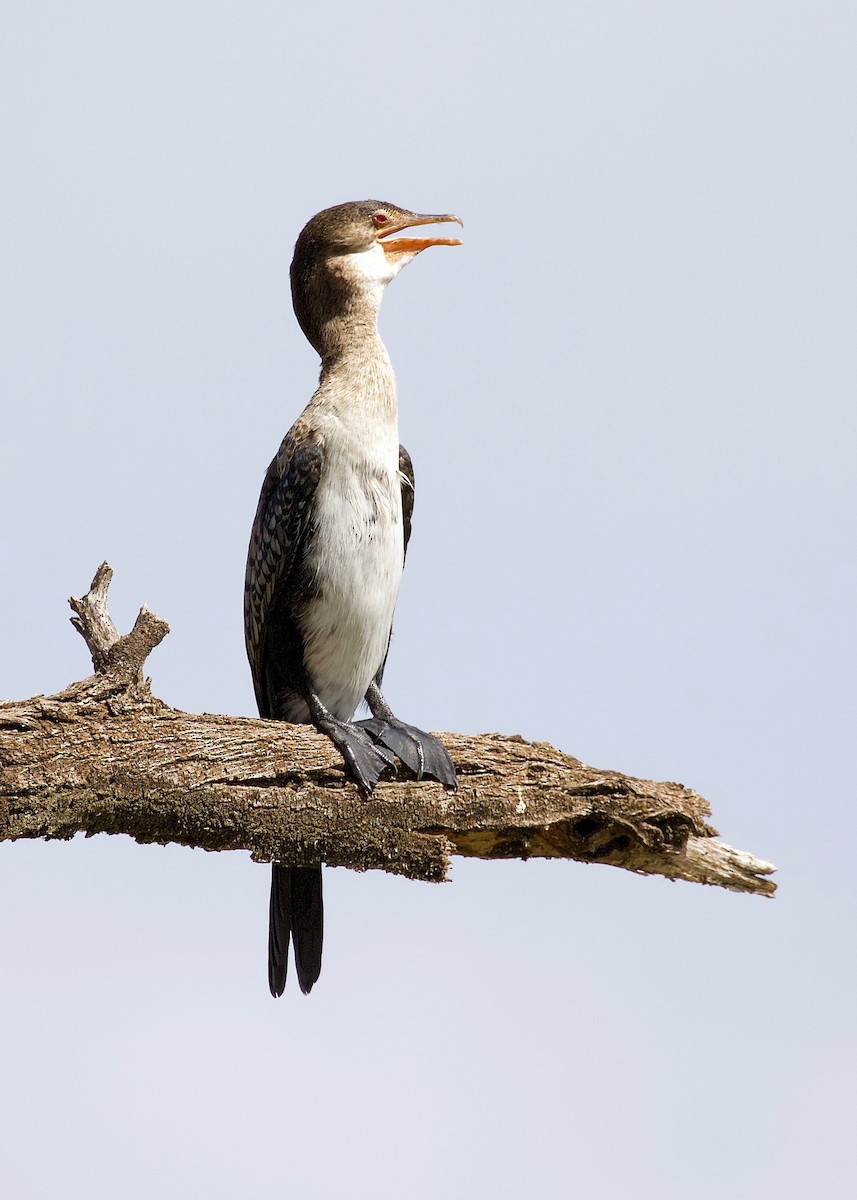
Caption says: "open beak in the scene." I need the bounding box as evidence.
[377,212,463,257]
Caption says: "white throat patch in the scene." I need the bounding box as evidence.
[334,241,413,302]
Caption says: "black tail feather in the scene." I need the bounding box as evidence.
[268,864,323,997]
[291,867,323,994]
[268,864,292,997]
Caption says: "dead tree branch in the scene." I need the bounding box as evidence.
[0,564,776,897]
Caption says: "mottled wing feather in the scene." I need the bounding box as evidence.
[399,444,414,561]
[244,434,323,717]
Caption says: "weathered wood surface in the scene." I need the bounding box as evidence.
[0,565,776,897]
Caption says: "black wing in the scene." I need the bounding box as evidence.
[399,444,414,562]
[244,433,323,719]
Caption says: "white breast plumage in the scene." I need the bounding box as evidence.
[301,436,404,721]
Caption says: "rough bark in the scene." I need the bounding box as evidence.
[0,564,776,897]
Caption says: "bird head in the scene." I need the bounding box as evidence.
[297,199,462,262]
[290,200,462,353]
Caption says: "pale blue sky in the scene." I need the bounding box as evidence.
[2,3,855,1197]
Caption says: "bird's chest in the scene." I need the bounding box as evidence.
[311,450,403,583]
[300,444,404,718]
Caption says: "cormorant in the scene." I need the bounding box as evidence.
[244,200,461,995]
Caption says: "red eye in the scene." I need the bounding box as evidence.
[372,212,389,226]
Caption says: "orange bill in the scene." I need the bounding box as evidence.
[379,235,463,254]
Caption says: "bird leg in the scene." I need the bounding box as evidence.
[307,692,396,794]
[356,681,457,788]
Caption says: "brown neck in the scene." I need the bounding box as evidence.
[292,248,385,360]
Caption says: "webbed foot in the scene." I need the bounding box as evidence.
[356,716,456,788]
[312,710,396,794]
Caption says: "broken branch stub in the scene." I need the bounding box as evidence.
[68,562,169,682]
